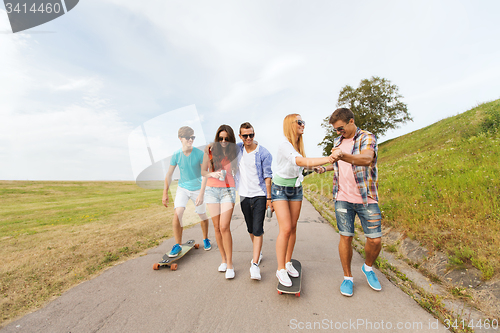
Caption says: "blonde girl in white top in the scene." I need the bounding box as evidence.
[273,114,335,287]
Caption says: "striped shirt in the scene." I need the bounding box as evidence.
[332,127,378,206]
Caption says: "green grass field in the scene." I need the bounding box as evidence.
[0,181,174,327]
[304,99,500,280]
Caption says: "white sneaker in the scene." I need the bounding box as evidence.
[250,263,261,280]
[276,269,292,287]
[225,268,235,279]
[286,261,299,278]
[218,263,227,272]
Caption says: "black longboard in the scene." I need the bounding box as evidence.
[277,259,302,297]
[153,239,199,271]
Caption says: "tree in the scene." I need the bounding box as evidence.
[319,76,412,156]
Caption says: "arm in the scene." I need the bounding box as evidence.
[331,147,374,166]
[295,155,335,169]
[265,177,273,212]
[162,165,177,207]
[195,175,207,206]
[201,149,221,179]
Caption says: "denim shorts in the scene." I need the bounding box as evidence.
[240,196,266,237]
[271,183,303,202]
[335,201,382,238]
[205,186,236,204]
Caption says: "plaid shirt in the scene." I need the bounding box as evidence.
[332,127,378,206]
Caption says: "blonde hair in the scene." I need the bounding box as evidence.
[283,114,305,157]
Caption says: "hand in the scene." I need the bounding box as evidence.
[162,193,169,207]
[210,171,222,179]
[195,194,204,206]
[331,148,343,161]
[266,200,274,213]
[314,166,325,174]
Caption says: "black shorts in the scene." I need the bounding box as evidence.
[240,196,266,237]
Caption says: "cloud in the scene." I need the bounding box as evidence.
[217,55,305,112]
[0,104,133,180]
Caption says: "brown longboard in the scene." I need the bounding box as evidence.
[153,239,199,271]
[277,259,302,297]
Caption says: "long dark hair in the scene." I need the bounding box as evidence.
[211,124,238,174]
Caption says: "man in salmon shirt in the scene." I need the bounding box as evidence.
[315,108,382,297]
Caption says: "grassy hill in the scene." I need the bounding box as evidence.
[303,99,500,279]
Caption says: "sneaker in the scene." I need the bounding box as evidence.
[250,263,261,280]
[225,268,235,279]
[276,269,292,287]
[168,244,182,257]
[286,261,299,278]
[218,263,227,272]
[340,279,353,297]
[362,265,382,291]
[203,238,211,251]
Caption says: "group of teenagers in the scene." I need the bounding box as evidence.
[162,108,383,297]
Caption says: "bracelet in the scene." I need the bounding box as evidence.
[322,166,327,172]
[267,198,272,200]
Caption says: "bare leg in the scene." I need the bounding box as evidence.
[365,237,382,267]
[208,204,225,263]
[339,235,353,277]
[173,207,185,245]
[252,235,263,264]
[198,213,209,240]
[285,201,302,263]
[274,200,292,271]
[219,202,235,269]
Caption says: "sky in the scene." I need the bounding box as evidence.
[1,0,500,181]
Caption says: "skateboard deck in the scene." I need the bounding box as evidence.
[153,239,199,271]
[277,259,302,297]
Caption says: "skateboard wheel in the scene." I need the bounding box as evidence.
[170,263,178,271]
[153,263,160,270]
[278,291,283,295]
[194,244,199,249]
[296,292,300,297]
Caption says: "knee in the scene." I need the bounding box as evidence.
[367,237,382,247]
[220,224,230,234]
[279,225,292,237]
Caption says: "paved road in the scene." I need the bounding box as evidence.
[2,200,448,332]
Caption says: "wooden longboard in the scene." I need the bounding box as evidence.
[153,239,199,271]
[277,259,302,297]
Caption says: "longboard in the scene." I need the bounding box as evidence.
[153,239,199,271]
[277,259,302,297]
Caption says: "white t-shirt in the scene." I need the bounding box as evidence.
[275,138,304,187]
[238,145,266,197]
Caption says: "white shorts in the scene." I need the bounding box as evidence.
[174,186,206,215]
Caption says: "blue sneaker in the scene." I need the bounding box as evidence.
[168,244,182,257]
[340,279,353,297]
[362,265,382,291]
[203,238,211,251]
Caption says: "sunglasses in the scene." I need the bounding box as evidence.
[296,120,306,126]
[333,126,346,132]
[241,133,255,139]
[183,136,196,140]
[218,137,230,142]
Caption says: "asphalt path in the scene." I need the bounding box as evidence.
[2,199,448,333]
